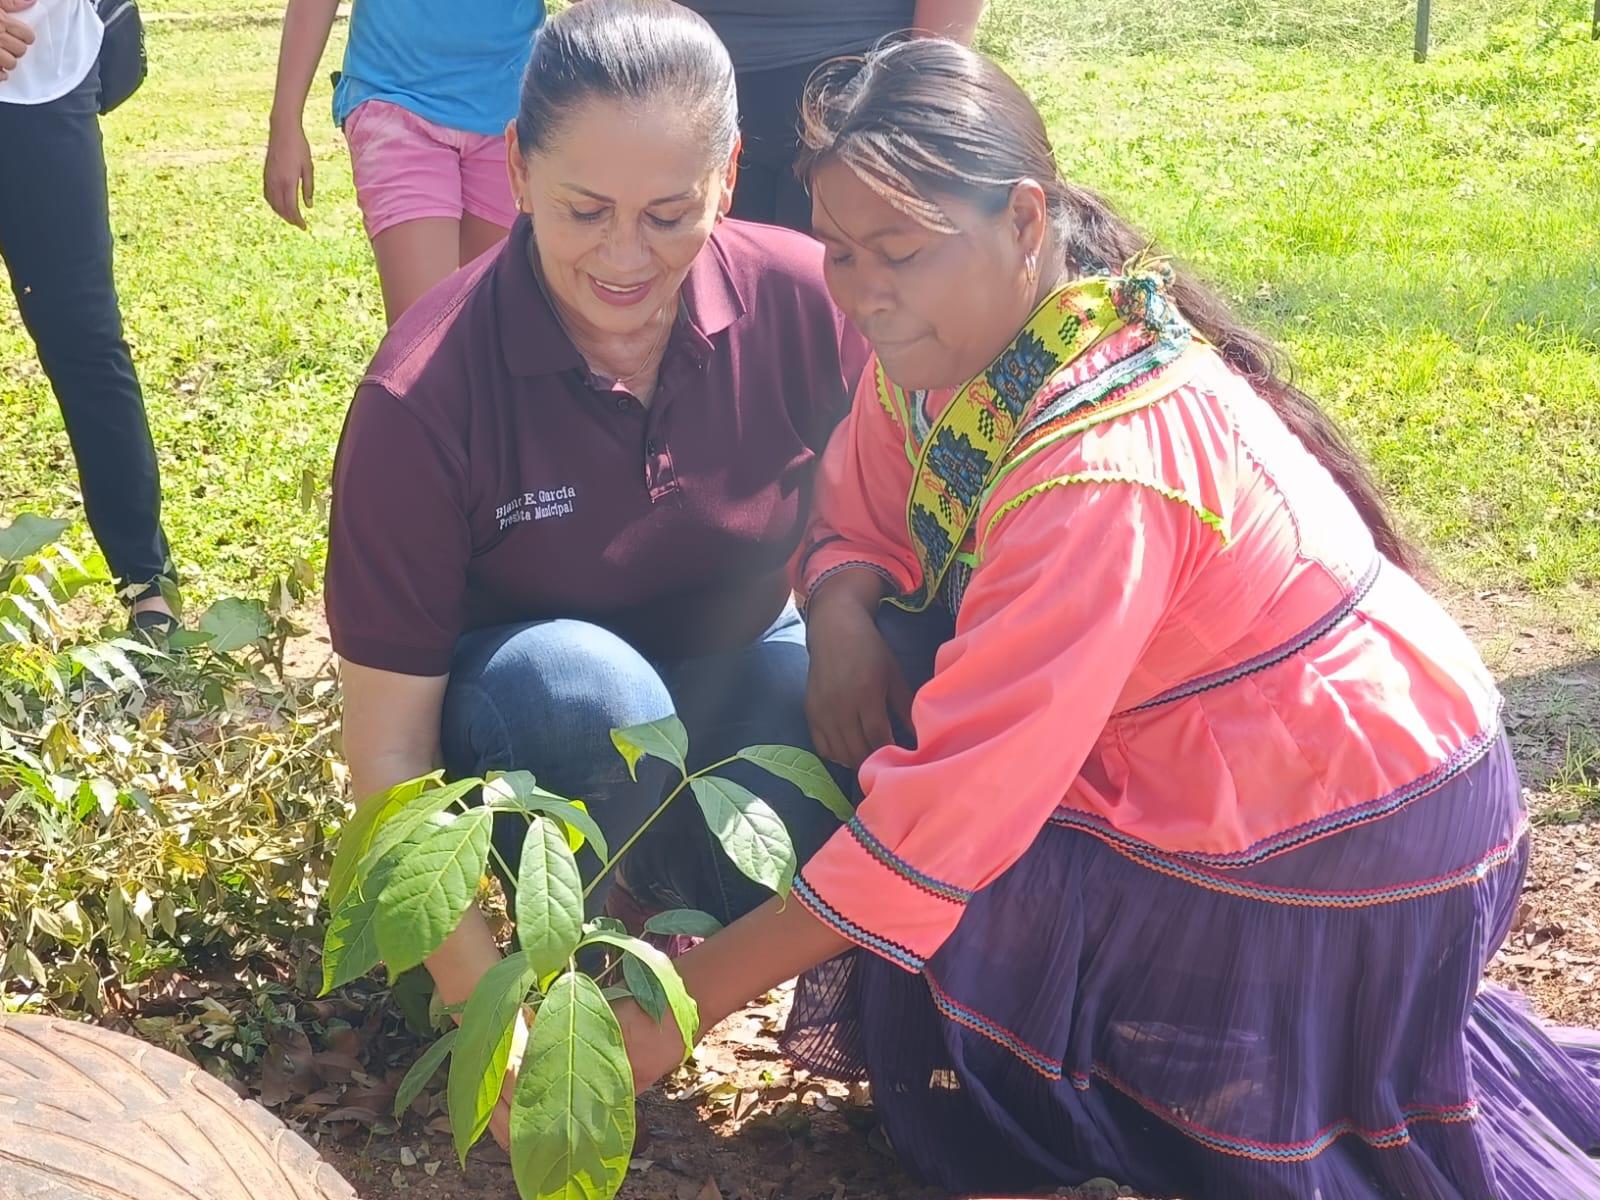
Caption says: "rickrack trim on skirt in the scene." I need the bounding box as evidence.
[924,973,1481,1163]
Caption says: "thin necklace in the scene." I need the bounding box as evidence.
[529,238,671,386]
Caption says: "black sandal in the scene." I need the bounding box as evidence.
[128,607,178,639]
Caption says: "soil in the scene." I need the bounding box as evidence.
[268,591,1599,1200]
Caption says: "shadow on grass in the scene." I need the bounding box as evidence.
[1500,654,1600,819]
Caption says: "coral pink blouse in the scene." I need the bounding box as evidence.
[792,328,1501,971]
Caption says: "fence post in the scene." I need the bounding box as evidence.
[1415,0,1431,62]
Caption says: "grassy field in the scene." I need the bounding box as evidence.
[2,0,1597,619]
[994,0,1600,605]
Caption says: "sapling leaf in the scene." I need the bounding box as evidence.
[322,890,382,995]
[354,777,481,887]
[510,972,634,1200]
[22,573,61,617]
[393,1028,458,1118]
[449,953,540,1165]
[375,807,493,976]
[642,909,724,938]
[690,777,796,896]
[736,745,855,821]
[609,714,688,781]
[623,955,666,1023]
[516,817,584,980]
[196,597,272,653]
[0,514,70,564]
[323,812,451,994]
[326,772,446,909]
[578,930,698,1057]
[94,642,145,688]
[488,772,610,862]
[69,646,117,692]
[553,798,597,857]
[5,593,50,639]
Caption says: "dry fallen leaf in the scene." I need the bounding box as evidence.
[731,1090,761,1127]
[258,1028,318,1108]
[680,1176,720,1200]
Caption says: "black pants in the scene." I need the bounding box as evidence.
[0,66,168,595]
[730,59,826,233]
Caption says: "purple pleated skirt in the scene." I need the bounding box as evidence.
[784,733,1600,1198]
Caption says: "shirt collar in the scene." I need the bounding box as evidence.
[681,224,747,341]
[495,215,748,378]
[496,216,583,378]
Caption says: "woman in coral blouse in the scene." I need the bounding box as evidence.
[613,37,1600,1199]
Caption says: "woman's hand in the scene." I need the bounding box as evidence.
[264,119,315,228]
[487,1007,531,1149]
[805,571,912,769]
[0,3,34,83]
[264,0,340,227]
[615,898,854,1095]
[615,997,690,1096]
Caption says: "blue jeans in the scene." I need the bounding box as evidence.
[440,603,839,923]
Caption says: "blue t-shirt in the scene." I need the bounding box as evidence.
[333,0,544,137]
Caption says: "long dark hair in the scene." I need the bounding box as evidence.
[515,0,738,161]
[798,39,1416,572]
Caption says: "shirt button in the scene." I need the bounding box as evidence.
[616,398,630,412]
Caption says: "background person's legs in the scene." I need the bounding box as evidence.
[457,130,516,265]
[0,69,171,607]
[459,213,509,266]
[369,216,465,326]
[345,99,492,325]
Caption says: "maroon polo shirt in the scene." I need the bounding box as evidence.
[326,216,869,676]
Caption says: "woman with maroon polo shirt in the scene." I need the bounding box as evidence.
[324,0,864,1122]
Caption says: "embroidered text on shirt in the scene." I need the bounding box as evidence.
[497,486,578,530]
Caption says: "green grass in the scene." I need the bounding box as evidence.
[992,0,1600,598]
[2,0,1598,616]
[1,2,371,597]
[1537,731,1600,822]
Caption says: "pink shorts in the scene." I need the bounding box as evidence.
[343,99,517,241]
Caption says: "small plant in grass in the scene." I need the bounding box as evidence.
[319,716,853,1200]
[0,513,344,1045]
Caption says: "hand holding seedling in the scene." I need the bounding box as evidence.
[321,717,854,1199]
